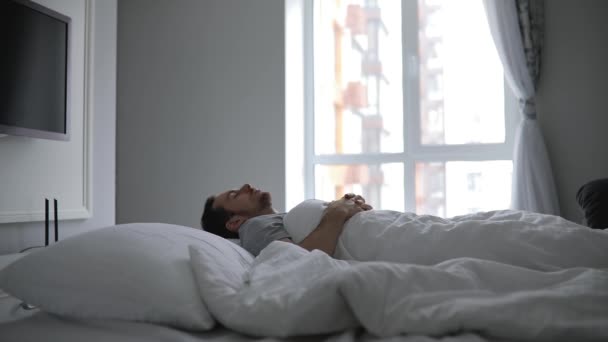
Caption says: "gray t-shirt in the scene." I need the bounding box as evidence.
[239,213,290,256]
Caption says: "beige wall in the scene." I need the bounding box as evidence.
[536,0,608,223]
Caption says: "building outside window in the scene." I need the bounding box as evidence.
[299,0,518,217]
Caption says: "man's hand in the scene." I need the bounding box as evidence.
[299,193,373,256]
[326,194,373,222]
[344,193,373,210]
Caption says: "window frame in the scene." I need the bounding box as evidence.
[302,0,519,213]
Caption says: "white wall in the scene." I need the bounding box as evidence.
[0,0,116,254]
[117,0,285,227]
[116,0,607,227]
[536,0,608,223]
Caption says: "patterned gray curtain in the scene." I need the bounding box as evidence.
[516,0,544,118]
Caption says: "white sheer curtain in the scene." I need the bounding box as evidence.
[483,0,560,215]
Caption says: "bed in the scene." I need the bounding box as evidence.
[1,203,607,342]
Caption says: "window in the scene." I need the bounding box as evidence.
[290,0,517,216]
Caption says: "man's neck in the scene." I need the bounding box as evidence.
[241,207,277,222]
[259,207,277,216]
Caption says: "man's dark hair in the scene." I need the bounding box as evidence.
[201,196,239,239]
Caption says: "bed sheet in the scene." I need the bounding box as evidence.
[0,294,490,342]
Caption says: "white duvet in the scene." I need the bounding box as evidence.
[284,200,608,270]
[190,201,608,341]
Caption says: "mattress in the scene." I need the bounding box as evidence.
[0,292,487,342]
[0,288,324,342]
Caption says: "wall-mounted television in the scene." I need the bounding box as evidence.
[0,0,71,141]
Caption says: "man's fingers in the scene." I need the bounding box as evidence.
[344,194,365,202]
[337,194,372,213]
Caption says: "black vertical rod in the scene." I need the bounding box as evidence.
[45,198,49,246]
[54,199,58,242]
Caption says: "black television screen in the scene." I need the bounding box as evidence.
[0,0,70,141]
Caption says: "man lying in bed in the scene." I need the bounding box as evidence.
[201,183,371,256]
[202,183,608,271]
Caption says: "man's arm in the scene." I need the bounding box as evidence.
[297,195,372,255]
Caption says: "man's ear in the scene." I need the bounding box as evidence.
[225,215,247,232]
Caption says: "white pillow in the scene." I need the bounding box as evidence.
[0,223,250,330]
[283,199,327,243]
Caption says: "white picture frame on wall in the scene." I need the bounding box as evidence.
[0,0,93,224]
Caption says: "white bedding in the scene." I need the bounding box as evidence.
[2,206,607,341]
[0,232,488,342]
[193,241,608,341]
[190,203,608,341]
[284,200,608,269]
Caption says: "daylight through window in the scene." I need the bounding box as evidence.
[304,0,517,216]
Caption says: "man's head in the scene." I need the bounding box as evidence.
[201,184,274,238]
